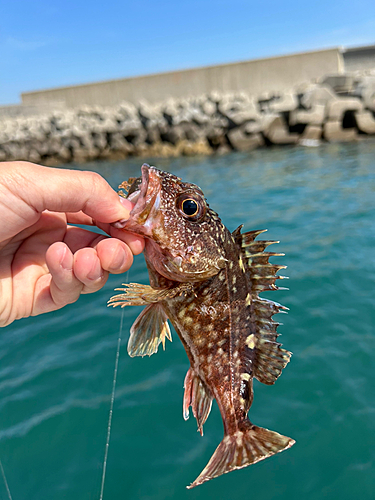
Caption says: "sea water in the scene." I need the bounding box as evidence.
[1,142,374,500]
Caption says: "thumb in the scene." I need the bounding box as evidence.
[0,162,132,240]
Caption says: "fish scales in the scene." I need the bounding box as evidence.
[109,164,295,488]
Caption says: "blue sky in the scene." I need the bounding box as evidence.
[1,0,374,105]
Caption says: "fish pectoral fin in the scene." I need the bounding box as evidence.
[128,304,172,357]
[108,282,194,307]
[188,422,295,489]
[108,283,171,307]
[183,368,213,436]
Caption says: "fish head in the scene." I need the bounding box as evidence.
[116,164,227,282]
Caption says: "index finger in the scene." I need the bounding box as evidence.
[0,161,135,241]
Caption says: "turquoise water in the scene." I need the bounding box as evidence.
[1,142,375,500]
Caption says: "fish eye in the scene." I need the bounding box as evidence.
[182,199,198,216]
[177,193,206,221]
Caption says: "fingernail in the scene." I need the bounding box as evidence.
[60,246,73,271]
[119,196,133,211]
[112,219,128,229]
[87,259,103,281]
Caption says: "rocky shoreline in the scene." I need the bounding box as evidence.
[1,74,375,165]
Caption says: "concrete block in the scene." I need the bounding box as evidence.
[269,92,298,113]
[256,113,279,132]
[127,128,147,146]
[300,125,322,141]
[327,97,363,121]
[118,118,143,135]
[227,127,264,151]
[216,144,232,155]
[218,96,260,126]
[180,123,206,142]
[360,83,375,111]
[117,102,138,120]
[289,104,325,125]
[300,84,337,108]
[27,149,41,163]
[190,106,210,125]
[78,131,95,151]
[90,132,107,150]
[355,111,375,134]
[72,147,90,163]
[57,145,72,162]
[263,116,299,144]
[110,132,134,153]
[257,94,278,113]
[145,127,161,144]
[320,74,356,93]
[31,139,50,156]
[4,142,23,160]
[206,126,227,148]
[200,99,216,117]
[160,125,186,145]
[324,120,357,142]
[243,120,263,134]
[163,99,180,125]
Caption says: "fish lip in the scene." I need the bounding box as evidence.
[127,163,151,218]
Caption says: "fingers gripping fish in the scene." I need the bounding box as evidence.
[108,164,295,488]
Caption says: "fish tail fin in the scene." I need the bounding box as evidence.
[187,423,295,489]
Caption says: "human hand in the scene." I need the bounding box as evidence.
[0,161,144,327]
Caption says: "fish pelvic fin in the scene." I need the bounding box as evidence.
[183,368,213,436]
[188,423,295,489]
[127,303,172,357]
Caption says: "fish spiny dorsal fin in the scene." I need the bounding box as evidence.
[233,228,288,293]
[232,227,292,385]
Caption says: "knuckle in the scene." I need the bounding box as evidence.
[86,171,103,192]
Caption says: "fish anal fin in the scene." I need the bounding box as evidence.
[128,303,172,357]
[188,423,295,488]
[183,368,213,436]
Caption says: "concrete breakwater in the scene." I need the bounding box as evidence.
[1,74,375,165]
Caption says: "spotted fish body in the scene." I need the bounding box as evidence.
[109,164,295,488]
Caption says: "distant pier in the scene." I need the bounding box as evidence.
[1,45,375,164]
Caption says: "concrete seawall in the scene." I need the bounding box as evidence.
[21,48,343,108]
[1,73,375,165]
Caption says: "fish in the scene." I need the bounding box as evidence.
[108,163,295,488]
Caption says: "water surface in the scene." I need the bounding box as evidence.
[1,142,375,499]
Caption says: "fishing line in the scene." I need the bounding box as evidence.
[0,459,13,500]
[99,289,126,500]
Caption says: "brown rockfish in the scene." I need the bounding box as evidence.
[109,164,295,488]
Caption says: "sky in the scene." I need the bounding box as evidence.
[1,0,375,105]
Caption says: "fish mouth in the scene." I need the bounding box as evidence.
[126,164,150,215]
[120,163,162,238]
